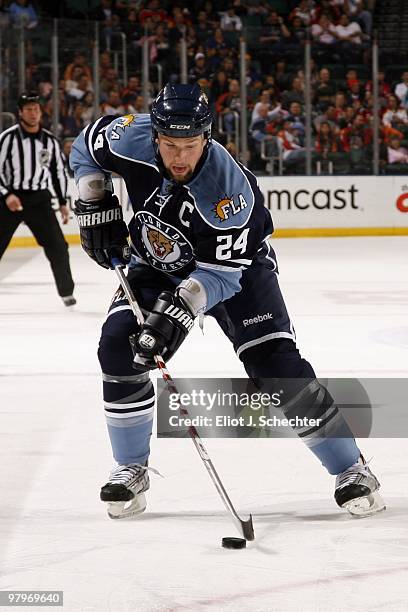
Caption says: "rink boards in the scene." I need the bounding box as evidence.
[9,175,408,247]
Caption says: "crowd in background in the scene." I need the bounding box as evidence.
[1,0,408,174]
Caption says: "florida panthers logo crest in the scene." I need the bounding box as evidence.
[135,211,193,272]
[146,228,175,259]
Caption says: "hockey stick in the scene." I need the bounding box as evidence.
[111,258,254,541]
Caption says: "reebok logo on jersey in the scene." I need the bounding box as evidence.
[243,313,274,327]
[77,208,122,227]
[164,305,194,331]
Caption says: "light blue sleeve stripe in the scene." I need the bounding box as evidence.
[190,266,242,311]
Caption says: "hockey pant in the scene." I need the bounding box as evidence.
[97,262,360,474]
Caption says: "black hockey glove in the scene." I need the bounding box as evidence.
[133,291,195,370]
[74,194,130,269]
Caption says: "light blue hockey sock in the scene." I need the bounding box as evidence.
[305,436,360,475]
[102,372,155,465]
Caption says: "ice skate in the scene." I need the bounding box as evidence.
[335,455,386,517]
[100,463,150,519]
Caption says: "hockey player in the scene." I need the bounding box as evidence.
[70,83,384,520]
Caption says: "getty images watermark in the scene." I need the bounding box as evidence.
[157,378,408,439]
[163,388,322,431]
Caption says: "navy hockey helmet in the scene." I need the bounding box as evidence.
[150,83,212,142]
[17,91,40,110]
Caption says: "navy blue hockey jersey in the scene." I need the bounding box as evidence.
[70,113,274,311]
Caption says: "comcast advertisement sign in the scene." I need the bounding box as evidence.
[257,176,408,233]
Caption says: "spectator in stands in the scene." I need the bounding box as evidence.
[64,53,92,84]
[316,0,342,22]
[313,68,337,110]
[65,66,86,97]
[167,5,191,28]
[195,10,211,43]
[250,103,274,145]
[347,79,364,104]
[287,101,305,125]
[139,0,167,25]
[81,91,94,124]
[387,136,408,164]
[334,91,348,119]
[263,74,281,101]
[99,52,113,80]
[340,113,372,152]
[121,7,139,39]
[334,13,364,62]
[365,70,391,108]
[288,0,317,26]
[289,15,307,45]
[62,101,86,138]
[126,95,145,115]
[259,11,291,70]
[338,105,357,129]
[274,60,291,92]
[277,120,307,167]
[315,121,341,156]
[210,69,228,102]
[153,23,170,64]
[252,92,288,125]
[216,78,242,135]
[314,103,339,131]
[281,76,304,110]
[66,75,92,102]
[220,56,238,81]
[100,91,126,116]
[394,72,408,110]
[382,95,408,128]
[93,0,115,22]
[250,103,281,171]
[206,28,229,71]
[231,0,248,18]
[122,76,141,107]
[189,53,210,84]
[103,13,125,51]
[311,14,339,61]
[381,124,404,146]
[220,7,242,31]
[341,0,373,35]
[8,0,38,28]
[100,68,120,100]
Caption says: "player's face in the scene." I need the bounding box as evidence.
[158,134,205,182]
[19,103,42,128]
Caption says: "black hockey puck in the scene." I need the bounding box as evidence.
[222,537,246,549]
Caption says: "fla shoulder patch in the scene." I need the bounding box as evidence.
[188,140,255,230]
[105,113,158,169]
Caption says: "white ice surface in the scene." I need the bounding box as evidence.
[0,237,408,612]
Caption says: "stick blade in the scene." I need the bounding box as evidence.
[237,514,255,541]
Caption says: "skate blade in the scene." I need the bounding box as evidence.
[106,492,147,519]
[343,491,386,518]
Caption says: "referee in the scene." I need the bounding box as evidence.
[0,92,76,306]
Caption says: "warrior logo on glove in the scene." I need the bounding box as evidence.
[164,304,194,331]
[139,333,157,350]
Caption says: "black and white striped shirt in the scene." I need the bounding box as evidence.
[0,124,68,204]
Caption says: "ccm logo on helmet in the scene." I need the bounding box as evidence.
[169,124,191,129]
